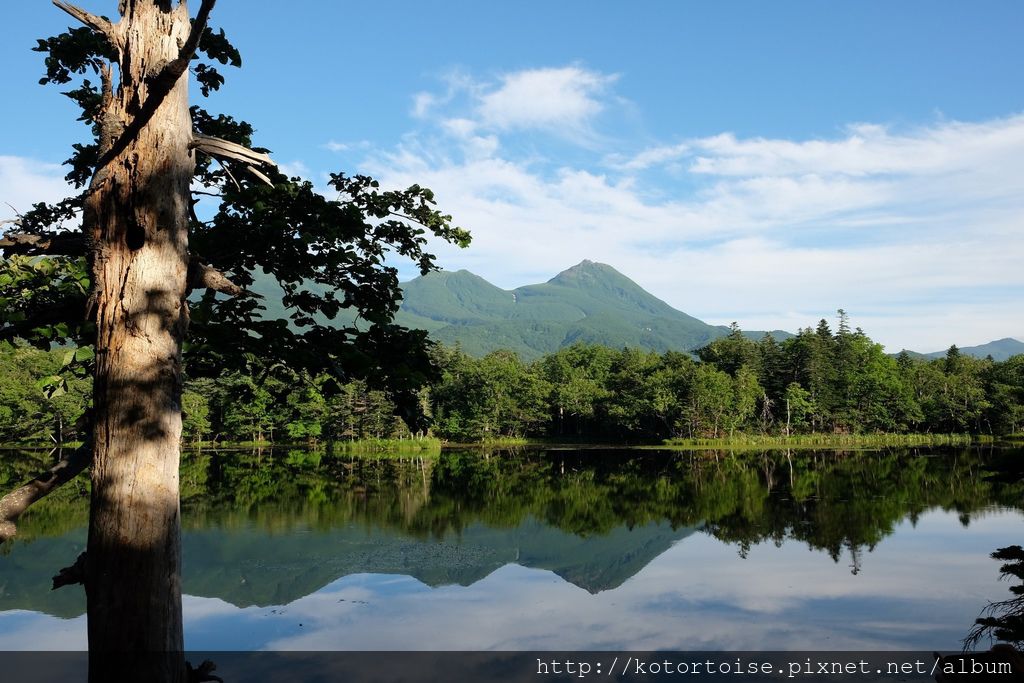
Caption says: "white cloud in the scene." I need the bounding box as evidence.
[408,66,619,146]
[410,69,479,120]
[477,66,617,132]
[324,139,372,155]
[608,142,690,171]
[688,116,1024,178]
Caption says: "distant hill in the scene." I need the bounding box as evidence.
[903,337,1024,362]
[236,262,1021,362]
[394,260,791,358]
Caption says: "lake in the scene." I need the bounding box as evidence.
[0,445,1021,652]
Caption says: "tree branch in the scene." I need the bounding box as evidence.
[0,442,92,543]
[0,232,87,256]
[163,0,218,85]
[52,1,116,44]
[187,257,242,296]
[52,551,87,590]
[190,134,277,187]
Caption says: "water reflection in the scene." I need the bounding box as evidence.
[1,446,1022,650]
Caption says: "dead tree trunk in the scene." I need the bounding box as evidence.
[68,1,212,680]
[2,3,271,678]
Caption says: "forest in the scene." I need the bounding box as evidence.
[2,311,1022,446]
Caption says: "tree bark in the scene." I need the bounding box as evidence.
[82,2,199,680]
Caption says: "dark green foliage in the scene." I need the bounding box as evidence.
[0,256,91,349]
[192,26,243,96]
[696,322,761,377]
[3,22,471,435]
[0,343,90,444]
[430,348,549,440]
[540,344,615,436]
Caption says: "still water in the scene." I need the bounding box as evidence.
[0,446,1021,651]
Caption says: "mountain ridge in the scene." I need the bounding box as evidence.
[244,260,1021,361]
[394,260,791,359]
[898,337,1024,363]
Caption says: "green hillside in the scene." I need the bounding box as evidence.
[394,260,791,358]
[914,337,1024,362]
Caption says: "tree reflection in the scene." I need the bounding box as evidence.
[966,545,1024,649]
[4,445,1024,574]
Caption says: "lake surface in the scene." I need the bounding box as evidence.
[0,445,1021,651]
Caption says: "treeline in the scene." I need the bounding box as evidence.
[0,343,409,445]
[1,311,1023,444]
[431,314,1023,441]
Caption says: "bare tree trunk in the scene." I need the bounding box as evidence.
[82,2,198,680]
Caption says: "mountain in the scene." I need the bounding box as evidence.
[394,260,791,358]
[233,262,1022,362]
[921,338,1024,362]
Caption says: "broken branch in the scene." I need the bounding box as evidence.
[188,257,243,296]
[191,135,274,168]
[191,135,277,187]
[52,1,116,44]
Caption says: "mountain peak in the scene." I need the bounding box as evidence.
[548,260,623,286]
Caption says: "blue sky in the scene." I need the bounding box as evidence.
[2,1,1023,351]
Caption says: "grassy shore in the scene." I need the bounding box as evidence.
[659,432,986,449]
[331,437,443,454]
[2,432,1007,453]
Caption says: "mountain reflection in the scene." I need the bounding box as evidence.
[2,446,1022,618]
